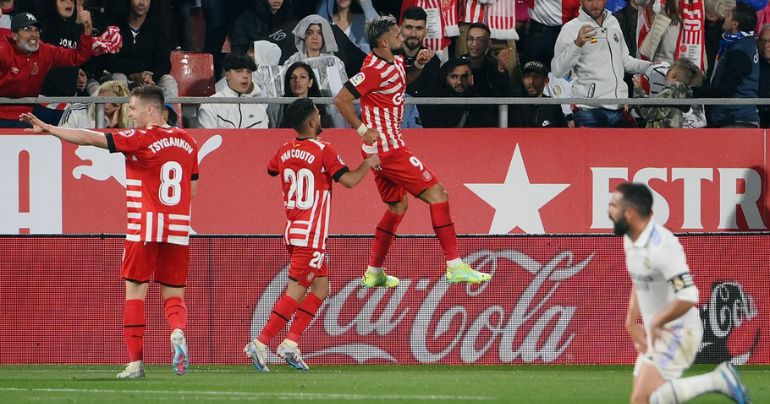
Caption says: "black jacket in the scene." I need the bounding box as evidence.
[95,11,171,78]
[760,59,770,128]
[231,0,298,64]
[463,53,515,97]
[38,0,84,96]
[509,96,567,127]
[403,47,441,98]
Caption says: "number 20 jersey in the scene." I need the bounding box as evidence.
[268,138,349,250]
[106,126,199,246]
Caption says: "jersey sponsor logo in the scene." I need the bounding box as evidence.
[392,92,404,106]
[350,72,366,87]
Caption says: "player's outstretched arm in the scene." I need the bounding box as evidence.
[20,113,108,148]
[337,154,381,188]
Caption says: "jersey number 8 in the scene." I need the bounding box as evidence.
[159,161,183,206]
[284,168,315,209]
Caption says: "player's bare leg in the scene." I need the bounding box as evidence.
[362,196,407,288]
[631,362,666,404]
[118,281,149,379]
[418,184,491,284]
[633,360,751,404]
[278,278,329,371]
[161,285,188,375]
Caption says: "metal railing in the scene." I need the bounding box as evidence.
[3,96,769,129]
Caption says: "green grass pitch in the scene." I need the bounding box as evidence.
[0,365,767,403]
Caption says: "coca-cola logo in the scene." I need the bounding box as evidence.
[696,281,760,365]
[250,249,593,364]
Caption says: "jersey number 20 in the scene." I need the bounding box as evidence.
[284,168,315,209]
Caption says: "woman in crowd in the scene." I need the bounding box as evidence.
[268,62,340,128]
[59,80,132,128]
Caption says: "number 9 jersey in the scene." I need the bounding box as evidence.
[268,138,349,250]
[106,126,199,246]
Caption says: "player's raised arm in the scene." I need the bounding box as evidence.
[20,112,108,148]
[337,154,380,188]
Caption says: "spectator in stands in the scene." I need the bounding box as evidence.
[633,58,704,128]
[197,53,269,129]
[694,3,759,127]
[202,0,246,79]
[525,0,580,66]
[267,61,336,128]
[510,61,567,127]
[284,14,349,95]
[704,0,735,74]
[59,80,132,128]
[420,58,498,128]
[759,24,770,127]
[402,6,440,99]
[0,12,93,127]
[614,0,639,96]
[552,0,651,127]
[461,23,515,99]
[317,0,377,53]
[39,0,90,97]
[95,0,178,99]
[636,0,682,64]
[232,0,298,65]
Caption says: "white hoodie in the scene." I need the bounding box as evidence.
[197,82,269,129]
[552,8,651,110]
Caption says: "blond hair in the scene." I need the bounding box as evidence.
[671,58,704,88]
[89,80,133,128]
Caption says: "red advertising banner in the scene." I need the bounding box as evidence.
[0,129,767,235]
[1,235,766,365]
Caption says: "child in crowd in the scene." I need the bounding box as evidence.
[632,58,704,128]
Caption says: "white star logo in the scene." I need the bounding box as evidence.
[465,144,570,234]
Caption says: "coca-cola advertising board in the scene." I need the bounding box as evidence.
[0,235,766,365]
[0,128,766,234]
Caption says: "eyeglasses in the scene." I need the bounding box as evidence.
[466,36,489,43]
[19,26,41,33]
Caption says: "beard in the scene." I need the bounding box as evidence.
[404,37,421,51]
[19,40,39,52]
[612,216,630,236]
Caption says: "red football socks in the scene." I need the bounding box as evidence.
[123,299,145,362]
[286,293,324,343]
[164,296,187,331]
[258,294,298,345]
[368,210,404,267]
[430,202,460,261]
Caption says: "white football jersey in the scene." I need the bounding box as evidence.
[623,221,701,336]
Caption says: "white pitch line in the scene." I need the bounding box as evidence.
[0,387,492,401]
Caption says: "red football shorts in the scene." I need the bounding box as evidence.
[362,147,440,203]
[120,241,190,287]
[286,245,328,288]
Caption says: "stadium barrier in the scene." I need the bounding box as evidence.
[0,234,766,365]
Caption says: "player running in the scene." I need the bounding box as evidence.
[333,16,491,288]
[244,98,380,372]
[21,85,198,379]
[608,183,750,404]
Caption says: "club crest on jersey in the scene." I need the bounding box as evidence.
[422,170,432,182]
[350,72,366,87]
[118,129,136,138]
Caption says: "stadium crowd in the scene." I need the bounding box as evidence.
[1,0,769,129]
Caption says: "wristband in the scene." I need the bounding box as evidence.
[356,123,368,136]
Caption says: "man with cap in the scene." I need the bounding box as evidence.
[197,52,269,129]
[510,61,568,128]
[0,11,93,128]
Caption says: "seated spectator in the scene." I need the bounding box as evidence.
[198,53,269,129]
[232,0,298,65]
[633,58,703,128]
[420,58,498,128]
[38,0,89,97]
[317,0,378,53]
[267,61,336,128]
[402,6,440,98]
[758,23,770,127]
[461,22,515,98]
[0,12,93,127]
[510,61,567,127]
[552,0,651,127]
[94,0,178,98]
[284,14,349,96]
[693,2,759,127]
[59,80,132,128]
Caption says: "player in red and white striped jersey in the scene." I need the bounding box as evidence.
[20,85,198,379]
[244,99,380,372]
[334,16,492,288]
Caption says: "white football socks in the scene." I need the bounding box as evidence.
[649,371,723,403]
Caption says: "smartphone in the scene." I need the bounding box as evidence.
[594,27,608,39]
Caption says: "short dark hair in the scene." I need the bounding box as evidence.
[283,98,317,132]
[616,182,653,217]
[131,85,164,108]
[467,22,491,37]
[223,52,256,72]
[402,6,427,22]
[365,15,398,50]
[732,3,758,33]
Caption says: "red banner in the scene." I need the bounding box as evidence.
[0,128,767,234]
[1,235,766,365]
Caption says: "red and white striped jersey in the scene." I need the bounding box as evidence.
[344,52,407,154]
[106,126,199,246]
[528,0,580,26]
[268,138,349,250]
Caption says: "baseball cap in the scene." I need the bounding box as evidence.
[11,12,43,32]
[522,61,548,77]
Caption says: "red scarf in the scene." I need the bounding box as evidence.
[675,0,706,70]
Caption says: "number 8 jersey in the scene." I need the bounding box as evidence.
[106,127,200,246]
[268,138,349,249]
